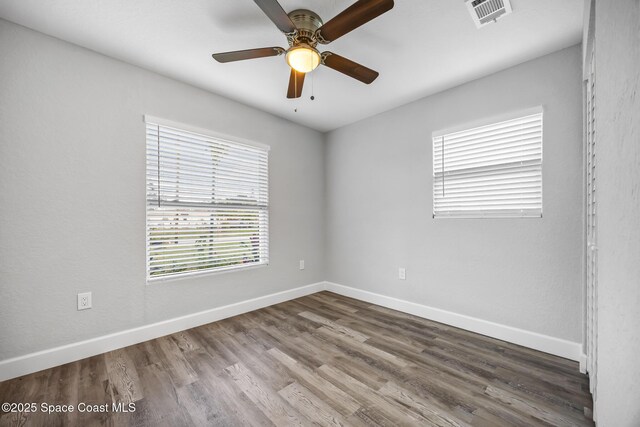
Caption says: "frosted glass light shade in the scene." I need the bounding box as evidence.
[286,46,321,73]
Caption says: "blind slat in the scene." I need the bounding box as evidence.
[147,145,267,169]
[148,244,269,256]
[433,130,541,154]
[146,135,267,161]
[150,261,268,277]
[147,237,270,251]
[150,250,268,267]
[147,126,267,154]
[147,170,269,188]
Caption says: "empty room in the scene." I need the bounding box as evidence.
[0,0,638,425]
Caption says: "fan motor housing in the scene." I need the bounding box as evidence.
[287,9,323,47]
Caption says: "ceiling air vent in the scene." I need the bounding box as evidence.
[465,0,512,28]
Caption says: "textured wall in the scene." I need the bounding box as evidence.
[325,46,584,342]
[0,19,325,360]
[593,0,640,424]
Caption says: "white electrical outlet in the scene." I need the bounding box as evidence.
[299,260,305,270]
[77,292,92,310]
[399,268,406,280]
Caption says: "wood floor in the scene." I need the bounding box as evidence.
[0,291,593,426]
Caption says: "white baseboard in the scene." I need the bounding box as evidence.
[1,280,583,382]
[0,282,325,382]
[324,282,583,362]
[579,353,587,374]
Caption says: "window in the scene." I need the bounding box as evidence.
[432,109,543,218]
[145,117,269,281]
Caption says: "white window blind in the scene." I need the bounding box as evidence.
[433,111,543,218]
[145,119,269,281]
[585,47,598,397]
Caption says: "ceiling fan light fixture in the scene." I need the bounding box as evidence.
[286,45,321,73]
[211,0,394,98]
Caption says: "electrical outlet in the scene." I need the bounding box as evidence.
[399,268,406,280]
[77,292,92,310]
[299,260,305,270]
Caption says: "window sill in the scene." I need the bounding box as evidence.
[146,262,269,285]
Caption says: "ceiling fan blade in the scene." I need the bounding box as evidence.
[253,0,297,33]
[322,52,379,84]
[212,47,284,63]
[287,69,305,98]
[315,0,394,44]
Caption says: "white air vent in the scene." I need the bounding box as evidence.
[465,0,512,28]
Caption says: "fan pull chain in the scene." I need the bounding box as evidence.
[294,72,298,112]
[311,72,315,101]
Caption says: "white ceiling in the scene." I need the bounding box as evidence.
[0,0,583,132]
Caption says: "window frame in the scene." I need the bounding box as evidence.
[144,115,270,283]
[432,107,544,219]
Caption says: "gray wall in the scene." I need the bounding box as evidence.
[325,45,584,342]
[0,19,325,360]
[593,1,640,424]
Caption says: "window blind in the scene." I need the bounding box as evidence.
[145,120,269,280]
[585,48,598,394]
[433,111,543,218]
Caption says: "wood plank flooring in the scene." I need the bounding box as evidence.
[0,291,593,426]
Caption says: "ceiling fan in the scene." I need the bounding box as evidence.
[212,0,394,98]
